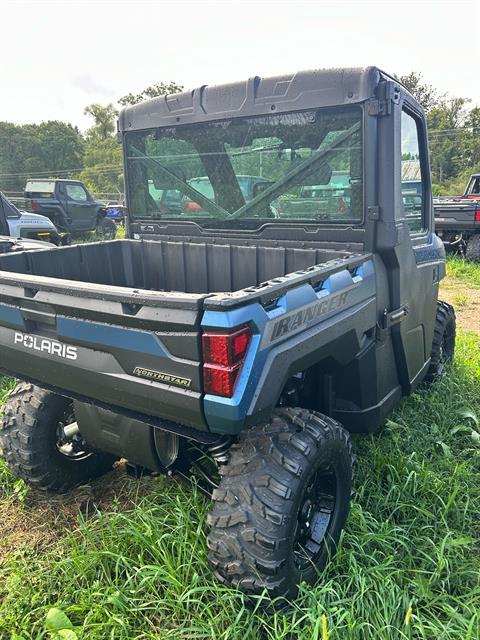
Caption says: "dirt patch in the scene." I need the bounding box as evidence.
[0,463,159,564]
[440,278,480,333]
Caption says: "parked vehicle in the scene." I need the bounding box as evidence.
[181,175,274,214]
[276,170,352,218]
[0,191,60,244]
[458,173,480,200]
[433,174,480,260]
[147,175,274,216]
[0,67,455,600]
[22,179,116,239]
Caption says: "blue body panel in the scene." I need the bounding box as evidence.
[202,260,376,434]
[57,317,170,358]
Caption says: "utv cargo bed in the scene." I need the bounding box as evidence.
[0,238,371,433]
[0,238,362,295]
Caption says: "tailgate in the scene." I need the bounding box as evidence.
[0,274,209,430]
[434,200,479,230]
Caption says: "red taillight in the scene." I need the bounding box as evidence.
[183,200,202,213]
[203,326,250,366]
[202,325,251,397]
[31,199,38,211]
[475,209,480,222]
[203,365,240,397]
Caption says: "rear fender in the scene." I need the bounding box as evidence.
[202,260,376,434]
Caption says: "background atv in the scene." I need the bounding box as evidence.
[20,178,116,241]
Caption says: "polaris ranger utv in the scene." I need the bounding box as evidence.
[0,67,455,600]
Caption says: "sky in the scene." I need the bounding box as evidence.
[1,0,478,131]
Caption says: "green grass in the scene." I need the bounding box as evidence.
[71,224,126,245]
[0,332,479,639]
[446,255,480,287]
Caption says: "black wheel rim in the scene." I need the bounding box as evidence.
[293,466,337,571]
[55,408,92,461]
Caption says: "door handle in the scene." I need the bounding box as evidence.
[376,305,409,342]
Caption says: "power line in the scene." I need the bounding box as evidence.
[0,164,123,178]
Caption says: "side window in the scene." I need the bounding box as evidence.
[467,176,480,196]
[66,184,88,202]
[2,196,20,218]
[401,111,426,234]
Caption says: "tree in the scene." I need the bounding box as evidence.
[0,121,83,193]
[84,103,118,141]
[118,81,184,106]
[396,72,442,113]
[35,121,84,173]
[462,106,480,169]
[79,80,183,196]
[427,96,470,183]
[80,103,122,196]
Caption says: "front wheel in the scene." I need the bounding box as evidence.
[207,408,354,600]
[0,383,116,492]
[95,217,117,240]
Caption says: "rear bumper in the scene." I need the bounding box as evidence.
[0,316,208,433]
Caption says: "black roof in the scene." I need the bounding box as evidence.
[118,66,396,134]
[25,179,84,184]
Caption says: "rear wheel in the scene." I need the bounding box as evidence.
[95,217,117,240]
[424,300,456,384]
[466,233,480,261]
[207,408,354,600]
[0,383,115,492]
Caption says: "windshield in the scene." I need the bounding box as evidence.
[125,107,363,224]
[25,181,55,194]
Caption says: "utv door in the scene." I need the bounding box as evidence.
[64,183,98,232]
[377,95,441,393]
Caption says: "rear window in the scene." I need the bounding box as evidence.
[125,106,363,225]
[25,181,56,196]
